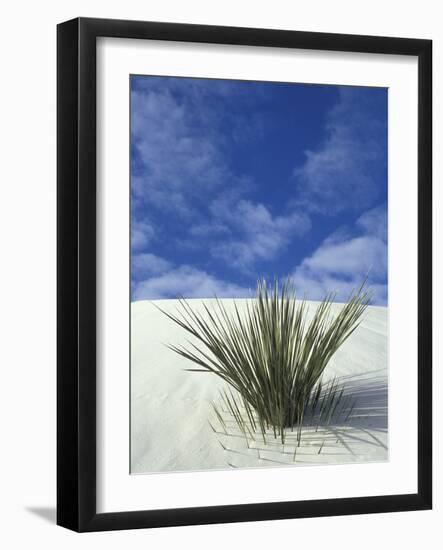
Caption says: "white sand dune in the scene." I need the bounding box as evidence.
[131,299,388,474]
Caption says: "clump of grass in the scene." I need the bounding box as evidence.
[159,278,370,443]
[212,376,356,446]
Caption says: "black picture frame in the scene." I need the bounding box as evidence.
[57,17,432,532]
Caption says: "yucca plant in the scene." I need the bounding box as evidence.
[159,278,371,443]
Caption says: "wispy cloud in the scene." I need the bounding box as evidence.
[131,76,311,276]
[208,197,311,270]
[132,253,172,279]
[293,87,387,215]
[356,203,387,240]
[131,77,266,219]
[131,88,226,218]
[292,204,387,305]
[133,263,250,301]
[131,221,155,252]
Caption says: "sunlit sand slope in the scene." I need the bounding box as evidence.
[131,299,388,474]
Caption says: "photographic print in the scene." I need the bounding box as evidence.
[57,18,432,531]
[130,75,388,474]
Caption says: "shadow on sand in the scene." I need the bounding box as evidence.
[214,370,388,468]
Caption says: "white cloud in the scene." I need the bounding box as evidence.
[208,198,311,270]
[132,89,222,216]
[292,272,388,305]
[293,88,386,214]
[131,78,312,273]
[356,203,387,241]
[132,253,172,279]
[292,204,387,305]
[133,265,249,301]
[131,221,155,251]
[131,85,245,218]
[188,222,230,238]
[301,236,387,280]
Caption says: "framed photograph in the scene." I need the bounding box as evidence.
[57,17,432,532]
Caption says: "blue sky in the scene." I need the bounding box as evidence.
[130,75,388,305]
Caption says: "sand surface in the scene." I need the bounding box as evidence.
[131,299,388,474]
